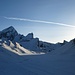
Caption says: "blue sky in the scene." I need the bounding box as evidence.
[0,0,75,43]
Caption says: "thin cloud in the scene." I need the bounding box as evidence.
[4,17,75,28]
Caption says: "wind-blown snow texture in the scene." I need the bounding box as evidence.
[0,26,75,75]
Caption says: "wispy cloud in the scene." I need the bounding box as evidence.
[4,16,75,28]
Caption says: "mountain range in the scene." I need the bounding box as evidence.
[0,26,67,55]
[0,26,75,75]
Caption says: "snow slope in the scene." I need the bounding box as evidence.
[0,39,75,75]
[0,26,75,75]
[1,41,34,55]
[50,39,75,55]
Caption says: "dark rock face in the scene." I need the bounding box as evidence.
[72,38,75,45]
[25,33,33,40]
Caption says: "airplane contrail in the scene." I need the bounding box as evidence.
[4,17,75,28]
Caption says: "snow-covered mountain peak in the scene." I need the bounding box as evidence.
[0,26,18,40]
[26,33,33,40]
[2,26,17,32]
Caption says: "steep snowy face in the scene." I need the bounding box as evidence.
[0,26,18,40]
[20,38,40,51]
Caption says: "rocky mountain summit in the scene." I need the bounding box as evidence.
[0,26,67,54]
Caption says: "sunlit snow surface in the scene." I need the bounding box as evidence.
[0,40,75,75]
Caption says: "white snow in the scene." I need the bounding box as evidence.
[0,40,33,55]
[0,40,75,75]
[50,40,75,55]
[0,26,75,75]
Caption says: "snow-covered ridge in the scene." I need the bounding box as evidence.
[0,26,67,55]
